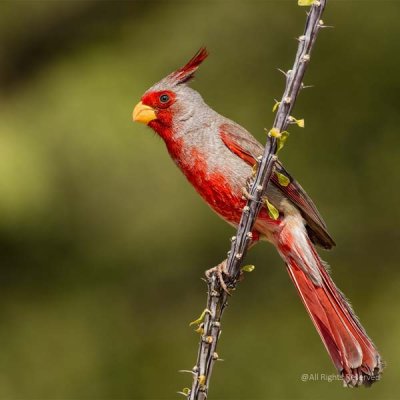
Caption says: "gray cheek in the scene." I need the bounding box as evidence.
[176,107,195,123]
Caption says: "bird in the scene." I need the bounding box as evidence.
[132,48,383,387]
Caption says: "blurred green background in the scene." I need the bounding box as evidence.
[0,0,399,399]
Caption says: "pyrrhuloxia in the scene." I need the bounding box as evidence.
[132,48,383,387]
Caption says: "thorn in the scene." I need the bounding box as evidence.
[212,321,221,328]
[192,365,199,373]
[302,54,311,62]
[256,184,263,192]
[203,335,213,344]
[243,205,250,213]
[277,68,288,77]
[320,24,334,29]
[212,352,219,360]
[179,370,196,375]
[247,231,253,239]
[297,35,306,42]
[301,82,314,90]
[231,236,236,242]
[235,253,242,260]
[284,96,292,104]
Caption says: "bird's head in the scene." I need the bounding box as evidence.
[132,48,209,140]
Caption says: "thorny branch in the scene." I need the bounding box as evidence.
[186,1,328,399]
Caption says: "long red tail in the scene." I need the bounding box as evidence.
[276,218,383,387]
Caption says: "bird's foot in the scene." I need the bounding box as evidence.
[205,260,230,294]
[242,187,255,201]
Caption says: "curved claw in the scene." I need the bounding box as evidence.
[205,261,231,294]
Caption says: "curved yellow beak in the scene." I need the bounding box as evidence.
[132,101,157,124]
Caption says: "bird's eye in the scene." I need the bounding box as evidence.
[159,94,170,103]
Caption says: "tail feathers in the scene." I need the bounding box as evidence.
[278,229,383,387]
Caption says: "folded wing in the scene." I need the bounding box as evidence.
[219,122,335,249]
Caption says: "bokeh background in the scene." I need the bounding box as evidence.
[0,0,399,399]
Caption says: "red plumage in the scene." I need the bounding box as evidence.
[168,47,209,85]
[279,232,381,386]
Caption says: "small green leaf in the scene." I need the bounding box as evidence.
[241,264,256,273]
[264,198,279,220]
[298,0,315,6]
[177,388,191,397]
[276,171,290,187]
[277,131,290,152]
[189,308,211,327]
[289,116,305,128]
[195,326,204,335]
[272,101,280,113]
[268,127,281,138]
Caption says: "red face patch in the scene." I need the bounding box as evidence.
[141,90,176,110]
[141,90,176,140]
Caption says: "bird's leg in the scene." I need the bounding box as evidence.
[242,162,259,201]
[242,175,256,200]
[241,186,255,201]
[205,259,230,294]
[205,234,260,293]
